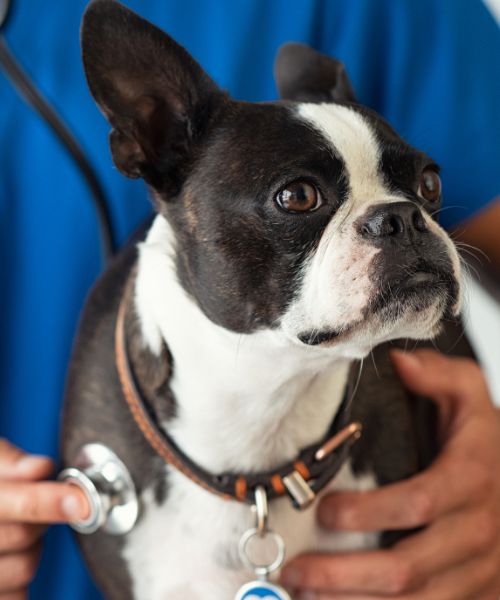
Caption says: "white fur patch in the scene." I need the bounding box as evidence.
[298,103,390,205]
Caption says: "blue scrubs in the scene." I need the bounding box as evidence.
[0,1,498,598]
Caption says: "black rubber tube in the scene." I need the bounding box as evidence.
[0,35,115,262]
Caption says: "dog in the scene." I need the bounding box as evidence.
[61,1,466,598]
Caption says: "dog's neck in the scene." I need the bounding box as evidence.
[134,215,353,474]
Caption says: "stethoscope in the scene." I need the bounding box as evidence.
[0,0,139,536]
[0,0,115,263]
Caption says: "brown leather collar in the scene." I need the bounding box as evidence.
[115,292,362,509]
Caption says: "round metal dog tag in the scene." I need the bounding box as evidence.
[235,580,292,600]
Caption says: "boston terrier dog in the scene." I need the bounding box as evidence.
[62,1,464,598]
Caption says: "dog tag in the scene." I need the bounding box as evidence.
[236,487,292,600]
[235,580,292,600]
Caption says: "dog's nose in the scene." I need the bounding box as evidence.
[359,202,427,241]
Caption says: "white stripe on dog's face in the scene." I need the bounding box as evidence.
[280,103,461,357]
[298,103,389,204]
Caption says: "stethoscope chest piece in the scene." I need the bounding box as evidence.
[58,443,138,535]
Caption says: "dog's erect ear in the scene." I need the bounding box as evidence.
[81,0,222,191]
[274,43,356,104]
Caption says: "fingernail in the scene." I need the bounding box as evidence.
[297,592,316,600]
[61,493,88,521]
[320,499,354,529]
[318,502,336,527]
[392,350,421,368]
[280,566,302,587]
[17,455,52,474]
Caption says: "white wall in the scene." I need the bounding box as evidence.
[463,276,500,406]
[464,1,500,406]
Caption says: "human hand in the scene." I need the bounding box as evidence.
[280,349,500,600]
[0,439,89,599]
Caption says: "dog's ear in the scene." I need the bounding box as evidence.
[274,43,356,104]
[81,0,223,191]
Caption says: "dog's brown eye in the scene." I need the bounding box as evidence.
[275,181,321,213]
[418,169,441,203]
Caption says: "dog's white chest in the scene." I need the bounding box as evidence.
[124,217,380,599]
[122,464,378,600]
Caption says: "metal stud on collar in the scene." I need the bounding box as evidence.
[58,443,139,535]
[282,471,316,509]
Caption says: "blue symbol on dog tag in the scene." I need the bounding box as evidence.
[235,580,292,600]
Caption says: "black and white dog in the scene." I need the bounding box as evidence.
[62,1,465,598]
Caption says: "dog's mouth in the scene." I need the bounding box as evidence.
[370,262,458,314]
[298,262,459,347]
[298,328,343,346]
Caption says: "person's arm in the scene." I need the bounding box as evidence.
[0,440,88,598]
[457,198,500,306]
[459,197,500,269]
[281,350,500,599]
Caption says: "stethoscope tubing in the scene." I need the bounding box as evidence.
[0,0,115,263]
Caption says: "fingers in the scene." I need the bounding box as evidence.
[281,551,405,595]
[283,547,499,600]
[319,352,496,534]
[0,527,44,597]
[282,508,497,596]
[297,350,500,600]
[0,441,64,595]
[0,525,45,554]
[0,545,41,594]
[0,593,27,600]
[295,594,334,600]
[393,507,498,582]
[0,481,89,524]
[318,450,488,531]
[390,350,492,416]
[0,440,53,482]
[415,551,500,600]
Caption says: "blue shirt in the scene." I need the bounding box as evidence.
[0,1,498,598]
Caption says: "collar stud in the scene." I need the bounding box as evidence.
[282,471,316,509]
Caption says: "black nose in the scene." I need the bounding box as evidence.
[359,202,427,241]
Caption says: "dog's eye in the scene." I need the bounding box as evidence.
[275,181,321,213]
[418,169,441,203]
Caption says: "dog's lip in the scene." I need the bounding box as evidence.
[370,264,457,315]
[404,271,440,285]
[298,266,457,347]
[297,328,343,346]
[297,273,443,346]
[391,269,448,295]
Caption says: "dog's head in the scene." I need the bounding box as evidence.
[82,0,461,359]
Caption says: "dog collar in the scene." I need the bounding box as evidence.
[115,293,362,509]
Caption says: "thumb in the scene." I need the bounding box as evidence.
[0,439,54,481]
[390,348,489,420]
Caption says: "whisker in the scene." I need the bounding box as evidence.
[370,348,381,379]
[454,241,490,263]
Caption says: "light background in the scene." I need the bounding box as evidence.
[463,0,500,406]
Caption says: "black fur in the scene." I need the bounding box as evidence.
[274,42,357,103]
